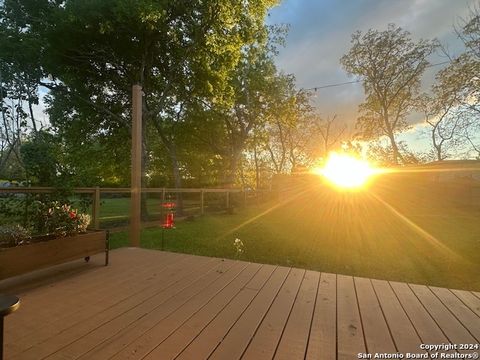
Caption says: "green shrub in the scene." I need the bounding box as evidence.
[0,224,31,248]
[32,201,91,237]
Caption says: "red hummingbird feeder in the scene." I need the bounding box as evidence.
[162,201,176,228]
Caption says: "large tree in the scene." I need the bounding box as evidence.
[341,24,436,165]
[0,0,278,189]
[188,36,287,187]
[433,5,480,158]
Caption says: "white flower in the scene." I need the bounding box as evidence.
[233,238,245,256]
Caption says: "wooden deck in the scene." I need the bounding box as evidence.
[1,248,479,360]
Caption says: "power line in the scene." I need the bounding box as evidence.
[303,60,452,92]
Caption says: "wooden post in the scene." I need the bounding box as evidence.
[226,191,230,209]
[130,85,142,247]
[160,188,166,224]
[93,187,100,230]
[243,189,247,208]
[200,189,205,215]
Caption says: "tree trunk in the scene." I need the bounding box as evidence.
[254,145,260,190]
[387,133,402,165]
[140,106,149,221]
[226,149,241,188]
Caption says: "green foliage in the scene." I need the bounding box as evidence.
[31,201,91,237]
[0,224,30,248]
[430,7,480,158]
[20,131,61,186]
[341,24,437,164]
[1,0,281,188]
[0,194,27,226]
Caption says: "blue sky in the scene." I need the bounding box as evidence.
[266,0,474,153]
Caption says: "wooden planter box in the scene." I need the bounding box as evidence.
[0,230,109,281]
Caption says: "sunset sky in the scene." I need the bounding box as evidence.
[267,0,474,152]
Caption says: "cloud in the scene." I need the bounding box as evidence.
[267,0,473,127]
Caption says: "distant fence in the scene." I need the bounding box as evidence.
[0,187,276,231]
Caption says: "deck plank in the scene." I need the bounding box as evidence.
[2,249,479,360]
[274,270,319,360]
[9,254,220,360]
[206,267,290,360]
[371,279,424,354]
[174,264,277,360]
[133,264,265,360]
[305,272,336,360]
[409,284,477,347]
[45,258,240,360]
[451,289,480,318]
[6,249,174,336]
[241,268,305,360]
[102,261,258,360]
[336,275,366,360]
[389,282,452,348]
[354,277,397,354]
[6,251,183,348]
[429,287,480,342]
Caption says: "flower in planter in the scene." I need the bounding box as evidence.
[34,201,91,237]
[0,224,31,248]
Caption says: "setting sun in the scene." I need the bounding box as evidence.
[313,153,377,190]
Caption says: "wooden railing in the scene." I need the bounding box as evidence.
[0,187,274,230]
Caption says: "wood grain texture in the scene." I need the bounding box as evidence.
[2,248,479,360]
[0,231,107,280]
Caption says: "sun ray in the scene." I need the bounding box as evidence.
[216,186,313,240]
[368,192,464,262]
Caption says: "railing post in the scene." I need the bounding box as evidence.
[93,187,100,230]
[226,191,230,209]
[200,189,205,215]
[160,187,166,223]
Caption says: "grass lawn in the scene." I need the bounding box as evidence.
[109,184,480,291]
[84,193,230,226]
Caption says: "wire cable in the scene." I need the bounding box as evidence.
[303,60,451,91]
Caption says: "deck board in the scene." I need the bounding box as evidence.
[274,270,319,360]
[7,251,184,349]
[389,281,454,350]
[410,284,477,347]
[108,261,257,360]
[241,268,305,360]
[1,248,479,360]
[51,259,243,360]
[354,277,397,354]
[174,265,277,360]
[207,266,290,360]
[451,289,480,318]
[430,287,480,342]
[336,275,366,360]
[305,272,336,360]
[370,279,425,354]
[136,265,263,360]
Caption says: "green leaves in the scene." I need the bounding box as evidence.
[341,25,437,164]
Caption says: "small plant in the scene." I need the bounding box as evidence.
[0,224,31,248]
[33,201,91,237]
[233,238,245,258]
